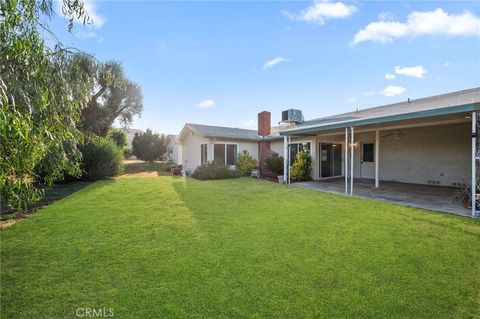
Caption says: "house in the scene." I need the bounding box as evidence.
[177,123,271,172]
[125,128,143,149]
[164,134,178,163]
[176,87,480,216]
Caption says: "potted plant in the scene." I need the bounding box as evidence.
[170,165,183,176]
[265,156,284,184]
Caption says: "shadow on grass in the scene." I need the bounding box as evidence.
[1,180,93,225]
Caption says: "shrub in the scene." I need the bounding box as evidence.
[265,155,284,176]
[80,136,123,181]
[132,129,166,162]
[236,150,257,176]
[192,161,241,180]
[290,151,312,182]
[108,129,128,149]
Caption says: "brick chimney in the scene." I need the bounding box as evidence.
[258,111,271,137]
[258,111,272,172]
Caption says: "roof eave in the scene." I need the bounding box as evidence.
[280,103,480,136]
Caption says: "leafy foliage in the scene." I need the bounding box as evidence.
[131,129,167,162]
[236,150,257,176]
[0,0,91,211]
[192,161,241,180]
[290,151,312,182]
[265,155,284,176]
[80,59,143,136]
[80,135,123,181]
[108,129,128,148]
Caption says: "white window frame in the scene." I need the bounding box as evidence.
[200,144,208,165]
[288,141,311,166]
[213,143,239,165]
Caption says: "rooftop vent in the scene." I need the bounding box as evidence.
[281,109,304,124]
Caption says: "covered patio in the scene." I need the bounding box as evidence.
[280,88,480,217]
[292,178,469,216]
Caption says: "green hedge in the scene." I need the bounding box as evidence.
[80,136,123,181]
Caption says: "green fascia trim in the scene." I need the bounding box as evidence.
[280,103,480,136]
[205,135,261,142]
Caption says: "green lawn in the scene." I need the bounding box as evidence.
[1,175,480,318]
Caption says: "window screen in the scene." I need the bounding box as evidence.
[226,144,237,165]
[289,142,311,164]
[362,143,374,162]
[214,144,225,164]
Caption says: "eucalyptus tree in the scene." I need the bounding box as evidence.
[0,0,91,211]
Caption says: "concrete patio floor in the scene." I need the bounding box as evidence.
[292,178,471,217]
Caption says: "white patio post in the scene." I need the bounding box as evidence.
[350,127,354,195]
[472,112,477,217]
[375,129,380,188]
[345,127,348,194]
[283,136,288,183]
[288,136,291,184]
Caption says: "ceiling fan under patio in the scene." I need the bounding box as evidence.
[382,130,405,139]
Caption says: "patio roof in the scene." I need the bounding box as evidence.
[280,87,480,136]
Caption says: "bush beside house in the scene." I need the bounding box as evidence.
[192,161,241,180]
[290,151,312,182]
[236,150,257,176]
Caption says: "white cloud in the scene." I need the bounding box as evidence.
[243,119,256,127]
[384,73,396,80]
[74,31,103,42]
[283,0,357,25]
[363,91,376,96]
[195,99,215,109]
[380,85,407,97]
[351,8,480,45]
[378,11,394,21]
[263,57,288,69]
[395,65,427,78]
[443,61,452,67]
[57,0,105,29]
[346,97,356,103]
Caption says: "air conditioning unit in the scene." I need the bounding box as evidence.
[281,109,304,124]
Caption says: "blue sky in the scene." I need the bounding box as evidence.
[49,1,480,134]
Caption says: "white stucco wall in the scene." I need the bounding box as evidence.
[178,128,259,173]
[178,130,211,173]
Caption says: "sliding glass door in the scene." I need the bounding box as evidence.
[320,143,342,178]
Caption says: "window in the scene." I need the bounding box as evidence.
[362,143,374,162]
[213,143,238,165]
[201,144,207,165]
[226,144,237,165]
[214,144,225,163]
[288,142,311,164]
